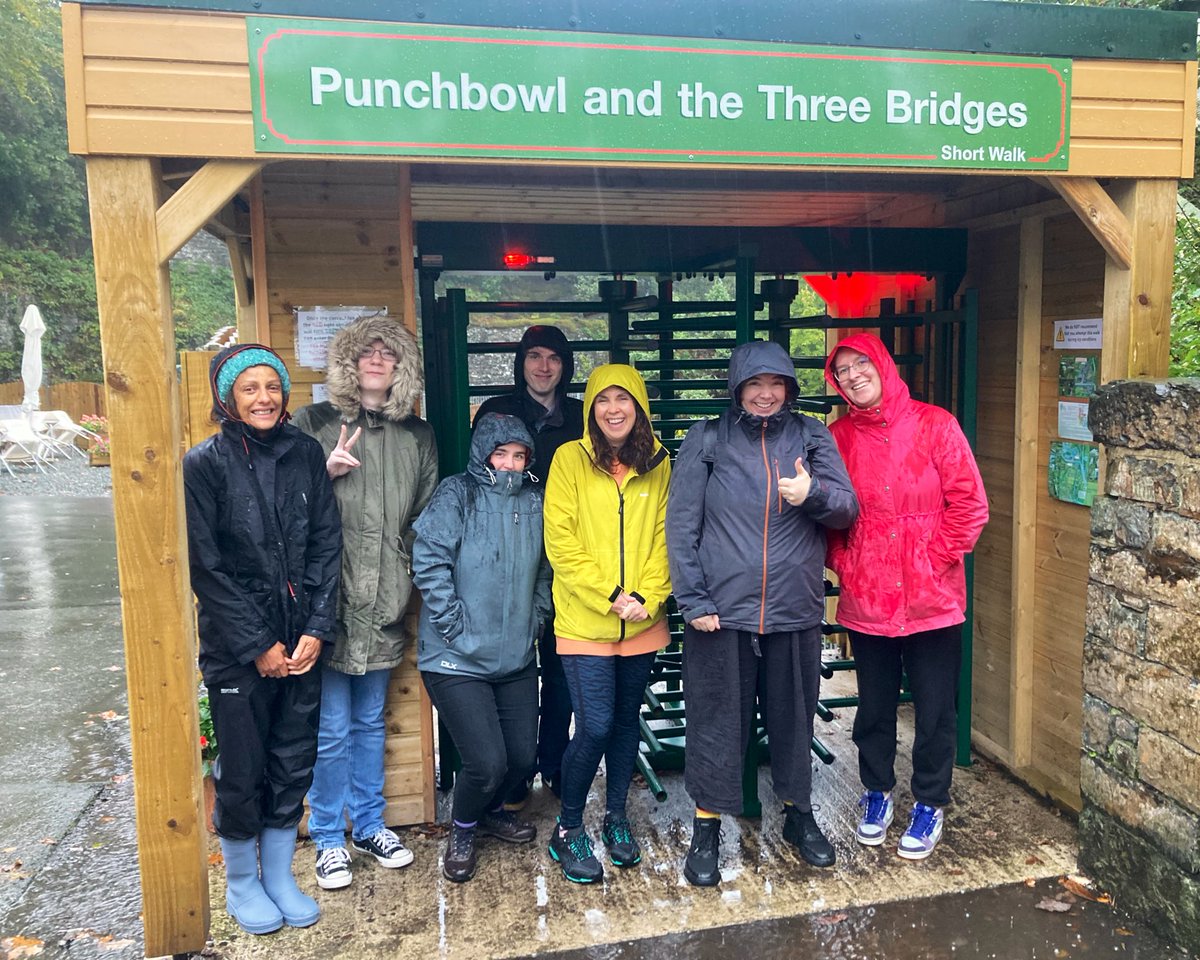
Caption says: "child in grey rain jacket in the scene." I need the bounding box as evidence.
[413,413,552,883]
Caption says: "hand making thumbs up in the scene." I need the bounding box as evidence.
[326,424,363,479]
[777,456,812,507]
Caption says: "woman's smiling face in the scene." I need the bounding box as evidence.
[593,386,637,447]
[739,374,788,418]
[833,348,882,409]
[232,365,284,433]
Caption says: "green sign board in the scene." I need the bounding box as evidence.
[248,17,1071,170]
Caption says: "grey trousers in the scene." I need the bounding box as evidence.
[682,625,822,815]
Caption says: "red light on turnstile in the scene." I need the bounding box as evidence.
[503,252,534,269]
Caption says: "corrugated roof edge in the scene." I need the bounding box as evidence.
[74,0,1199,62]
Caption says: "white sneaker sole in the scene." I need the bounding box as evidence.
[897,828,943,860]
[856,808,894,846]
[314,870,352,890]
[352,842,415,869]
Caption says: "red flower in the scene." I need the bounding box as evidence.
[200,735,208,748]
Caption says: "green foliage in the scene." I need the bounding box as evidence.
[198,689,218,778]
[0,0,90,253]
[0,247,101,382]
[170,260,238,351]
[1171,201,1200,376]
[0,248,238,383]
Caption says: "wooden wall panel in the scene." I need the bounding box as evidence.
[1026,213,1102,809]
[257,160,434,824]
[68,5,1194,180]
[965,225,1019,756]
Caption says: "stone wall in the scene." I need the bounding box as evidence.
[1082,378,1200,947]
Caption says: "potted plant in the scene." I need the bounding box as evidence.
[198,688,218,833]
[80,414,111,466]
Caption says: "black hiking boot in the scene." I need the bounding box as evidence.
[782,806,836,868]
[683,816,722,886]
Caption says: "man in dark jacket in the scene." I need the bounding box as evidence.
[184,344,341,935]
[666,340,858,886]
[474,325,583,803]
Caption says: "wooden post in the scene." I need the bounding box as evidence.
[85,156,209,956]
[1102,179,1177,380]
[1009,215,1044,771]
[396,163,437,822]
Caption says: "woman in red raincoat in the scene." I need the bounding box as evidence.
[824,332,988,861]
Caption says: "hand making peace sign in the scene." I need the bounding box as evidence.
[326,424,363,479]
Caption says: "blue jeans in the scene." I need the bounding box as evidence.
[558,650,656,830]
[307,667,391,850]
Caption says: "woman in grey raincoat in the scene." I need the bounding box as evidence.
[666,340,858,886]
[413,413,552,883]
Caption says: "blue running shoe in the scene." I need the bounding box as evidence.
[855,791,894,846]
[898,803,944,860]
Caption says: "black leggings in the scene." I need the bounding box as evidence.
[850,624,963,808]
[557,650,657,829]
[423,662,538,825]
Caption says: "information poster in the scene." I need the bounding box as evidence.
[295,306,386,369]
[1048,440,1099,506]
[1058,355,1098,398]
[1057,400,1092,442]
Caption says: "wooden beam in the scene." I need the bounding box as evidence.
[1009,215,1043,771]
[1102,179,1177,380]
[1046,177,1133,270]
[155,159,263,264]
[955,197,1068,234]
[1183,59,1198,181]
[61,4,88,154]
[85,156,208,955]
[396,163,436,821]
[249,174,270,345]
[224,236,256,339]
[397,164,418,335]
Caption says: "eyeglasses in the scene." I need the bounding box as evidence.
[359,347,398,363]
[833,356,872,382]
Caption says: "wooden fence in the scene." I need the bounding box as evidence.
[0,382,106,422]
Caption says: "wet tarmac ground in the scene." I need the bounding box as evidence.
[0,489,1196,960]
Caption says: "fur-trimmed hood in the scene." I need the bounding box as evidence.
[324,314,423,422]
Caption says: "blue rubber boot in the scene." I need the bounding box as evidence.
[218,837,283,935]
[259,827,320,928]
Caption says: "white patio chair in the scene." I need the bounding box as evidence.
[0,422,49,475]
[33,410,91,458]
[0,419,55,473]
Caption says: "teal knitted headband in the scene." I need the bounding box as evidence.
[215,347,291,404]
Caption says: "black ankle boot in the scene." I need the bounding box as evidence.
[782,806,835,868]
[683,817,722,886]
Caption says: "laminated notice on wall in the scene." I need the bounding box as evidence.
[1058,400,1092,442]
[1048,440,1099,506]
[1053,319,1102,350]
[295,306,386,369]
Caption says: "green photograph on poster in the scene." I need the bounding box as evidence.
[1058,355,1098,398]
[1048,440,1099,506]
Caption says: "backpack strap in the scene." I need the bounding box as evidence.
[700,418,719,477]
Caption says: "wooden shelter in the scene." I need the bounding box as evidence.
[62,0,1196,953]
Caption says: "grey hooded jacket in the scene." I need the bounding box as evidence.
[666,340,859,633]
[292,315,439,674]
[413,413,552,679]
